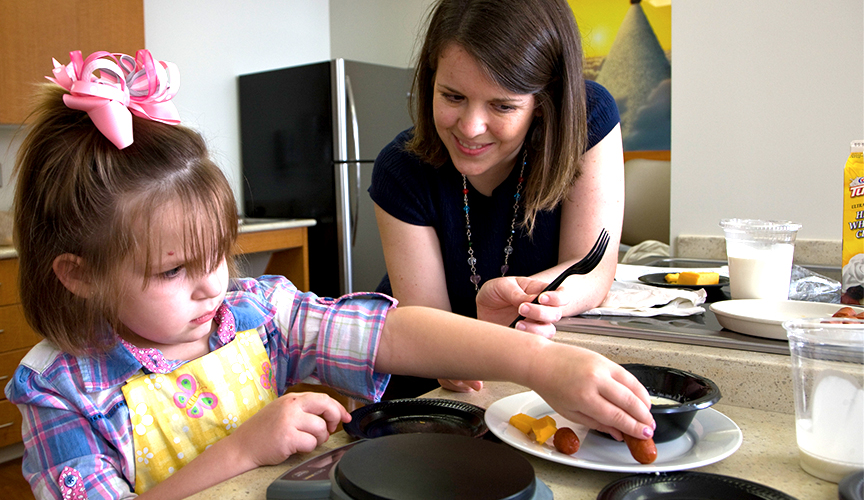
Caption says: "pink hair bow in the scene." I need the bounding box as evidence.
[47,50,181,149]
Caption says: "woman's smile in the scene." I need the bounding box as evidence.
[454,135,493,154]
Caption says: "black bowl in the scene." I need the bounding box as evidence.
[623,363,722,442]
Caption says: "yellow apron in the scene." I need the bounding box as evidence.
[121,329,278,492]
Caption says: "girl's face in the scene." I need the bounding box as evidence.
[116,204,228,360]
[433,44,537,193]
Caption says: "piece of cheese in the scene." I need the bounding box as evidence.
[530,415,558,444]
[509,413,536,435]
[664,273,680,283]
[677,271,720,285]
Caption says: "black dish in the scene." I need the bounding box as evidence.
[623,363,721,442]
[335,434,542,500]
[344,398,487,440]
[840,470,864,500]
[597,471,798,500]
[638,272,729,290]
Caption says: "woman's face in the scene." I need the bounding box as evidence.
[433,44,537,192]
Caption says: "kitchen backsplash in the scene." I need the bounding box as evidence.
[676,235,840,266]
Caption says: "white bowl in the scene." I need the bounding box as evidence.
[709,300,861,340]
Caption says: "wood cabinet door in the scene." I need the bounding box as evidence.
[0,0,145,123]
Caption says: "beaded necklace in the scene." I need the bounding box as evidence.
[462,149,526,292]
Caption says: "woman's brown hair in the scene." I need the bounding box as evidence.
[13,84,238,355]
[407,0,587,234]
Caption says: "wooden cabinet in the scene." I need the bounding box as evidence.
[235,227,311,292]
[0,259,41,447]
[0,0,144,123]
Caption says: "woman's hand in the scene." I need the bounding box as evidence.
[437,378,483,392]
[477,276,566,337]
[228,392,350,468]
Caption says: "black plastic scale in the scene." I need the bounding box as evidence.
[267,433,554,500]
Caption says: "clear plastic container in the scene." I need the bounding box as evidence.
[719,219,802,300]
[784,318,864,483]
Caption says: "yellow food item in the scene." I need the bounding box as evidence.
[677,271,720,285]
[530,415,558,444]
[509,413,536,435]
[664,273,680,283]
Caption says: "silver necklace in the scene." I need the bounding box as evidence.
[462,149,526,292]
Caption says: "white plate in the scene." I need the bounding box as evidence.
[485,391,742,473]
[709,300,858,340]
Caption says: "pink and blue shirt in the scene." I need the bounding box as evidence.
[5,276,394,499]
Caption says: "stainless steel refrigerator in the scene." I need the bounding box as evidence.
[238,59,413,297]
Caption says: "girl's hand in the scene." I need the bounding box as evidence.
[437,378,483,392]
[477,277,565,337]
[229,392,350,468]
[529,343,655,441]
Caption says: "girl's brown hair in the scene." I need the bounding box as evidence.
[407,0,587,234]
[13,84,238,355]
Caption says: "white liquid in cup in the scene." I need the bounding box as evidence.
[726,244,794,300]
[794,373,864,482]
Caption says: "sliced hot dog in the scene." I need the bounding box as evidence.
[553,427,580,455]
[623,434,657,464]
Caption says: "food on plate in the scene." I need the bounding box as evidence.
[508,411,656,461]
[530,415,558,444]
[649,395,680,406]
[680,271,720,285]
[508,413,557,444]
[552,427,580,455]
[508,413,536,434]
[833,306,864,318]
[622,434,658,464]
[664,271,720,285]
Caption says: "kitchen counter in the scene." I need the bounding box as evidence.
[188,329,837,500]
[0,218,317,261]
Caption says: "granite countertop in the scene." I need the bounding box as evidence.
[0,218,317,260]
[188,331,838,500]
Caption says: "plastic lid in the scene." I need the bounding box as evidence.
[335,433,537,500]
[719,218,802,233]
[852,141,864,153]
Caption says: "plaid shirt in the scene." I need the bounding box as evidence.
[5,276,393,499]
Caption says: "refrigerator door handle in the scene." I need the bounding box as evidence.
[345,75,361,247]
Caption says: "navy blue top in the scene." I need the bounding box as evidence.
[369,80,619,319]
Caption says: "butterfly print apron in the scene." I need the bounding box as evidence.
[121,329,278,492]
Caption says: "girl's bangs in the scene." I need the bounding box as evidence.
[174,181,237,277]
[122,171,237,283]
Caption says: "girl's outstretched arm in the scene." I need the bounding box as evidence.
[375,305,655,441]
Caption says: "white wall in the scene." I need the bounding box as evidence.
[143,0,332,203]
[329,0,431,68]
[671,0,863,245]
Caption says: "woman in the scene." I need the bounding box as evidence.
[370,0,624,396]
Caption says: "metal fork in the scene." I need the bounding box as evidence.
[509,228,610,328]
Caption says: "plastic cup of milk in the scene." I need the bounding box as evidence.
[784,318,864,482]
[719,219,802,300]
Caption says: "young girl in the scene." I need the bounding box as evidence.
[5,50,654,500]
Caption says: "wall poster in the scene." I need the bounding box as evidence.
[568,0,671,154]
